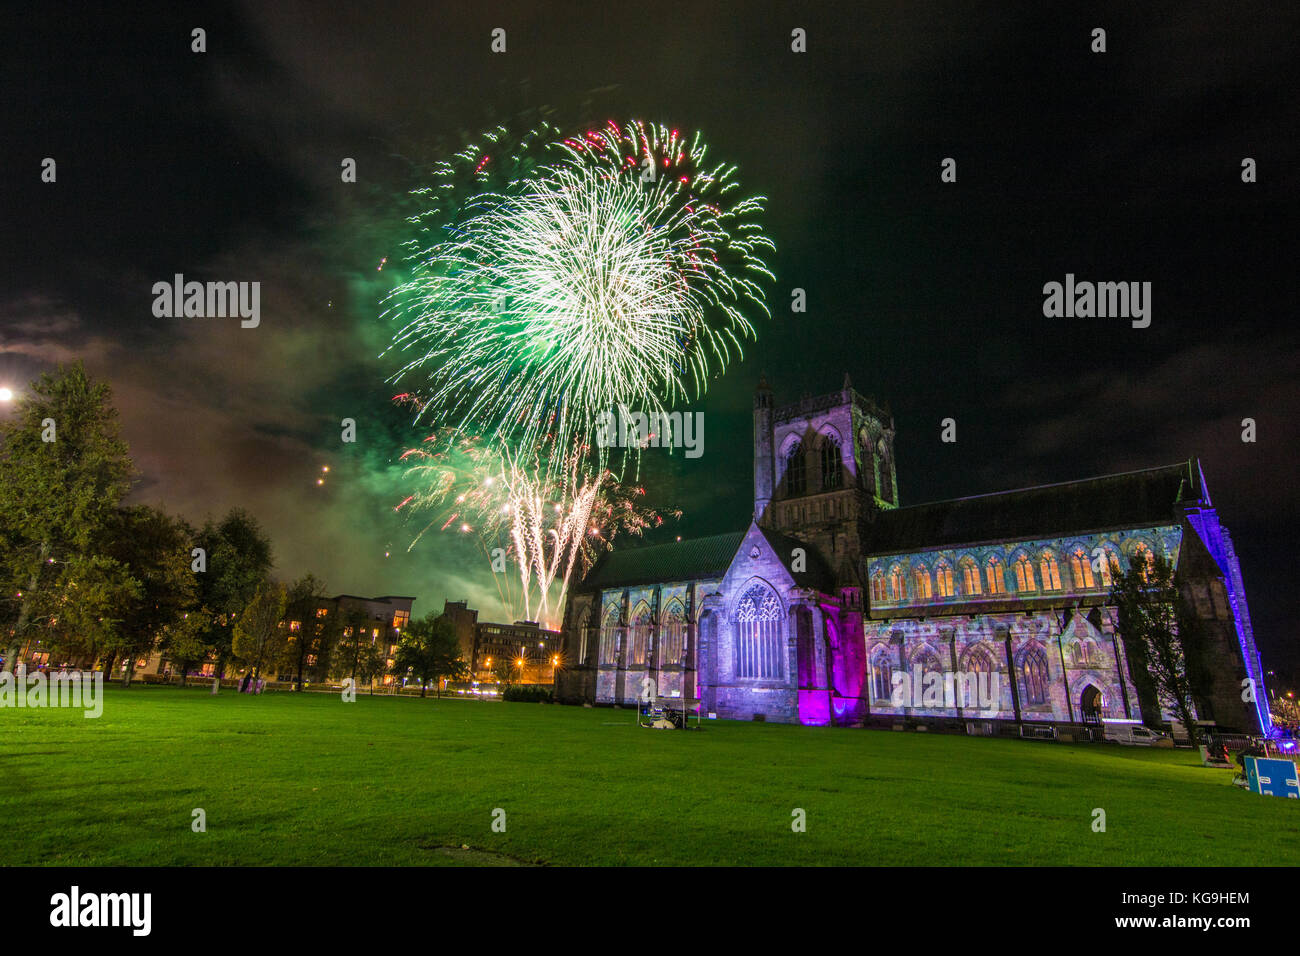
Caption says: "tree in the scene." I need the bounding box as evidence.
[37,553,140,669]
[355,641,387,695]
[392,614,468,697]
[0,363,133,674]
[99,506,198,686]
[1110,553,1204,747]
[332,605,378,684]
[159,609,209,687]
[193,509,274,678]
[232,583,288,680]
[282,574,340,690]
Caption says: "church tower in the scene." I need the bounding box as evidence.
[755,374,896,588]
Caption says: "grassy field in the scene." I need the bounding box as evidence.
[3,685,1297,866]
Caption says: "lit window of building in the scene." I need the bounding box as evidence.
[1039,550,1062,591]
[1070,548,1095,589]
[1013,554,1036,591]
[935,562,954,598]
[985,556,1006,595]
[913,565,933,600]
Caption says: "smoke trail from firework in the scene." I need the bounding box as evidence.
[397,428,674,625]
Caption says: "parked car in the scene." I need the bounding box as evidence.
[1103,722,1171,746]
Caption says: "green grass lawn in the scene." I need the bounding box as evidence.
[3,685,1297,866]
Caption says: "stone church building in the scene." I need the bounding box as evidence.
[555,377,1270,735]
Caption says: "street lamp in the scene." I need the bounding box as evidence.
[0,387,13,402]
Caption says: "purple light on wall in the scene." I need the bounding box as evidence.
[798,689,831,726]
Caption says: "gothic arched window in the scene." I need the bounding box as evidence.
[935,561,955,598]
[785,441,806,496]
[877,439,893,501]
[1014,554,1036,591]
[870,648,893,701]
[858,428,877,494]
[870,570,888,604]
[913,647,943,677]
[660,600,686,665]
[1020,646,1050,705]
[1070,638,1098,666]
[820,434,842,490]
[735,585,784,679]
[1069,548,1096,589]
[960,557,982,596]
[628,602,652,666]
[1097,547,1119,587]
[985,556,1006,595]
[913,565,933,600]
[1039,550,1062,591]
[962,645,996,707]
[599,603,621,665]
[889,564,906,602]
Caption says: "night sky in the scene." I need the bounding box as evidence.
[2,2,1296,677]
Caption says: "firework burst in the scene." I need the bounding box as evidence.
[397,427,674,624]
[385,119,774,478]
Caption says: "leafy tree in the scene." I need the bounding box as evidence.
[37,553,140,668]
[0,363,133,674]
[392,614,468,697]
[98,506,198,686]
[282,574,340,690]
[160,608,210,686]
[1110,553,1204,747]
[232,583,288,680]
[355,641,387,695]
[490,654,516,685]
[193,509,274,678]
[332,605,378,683]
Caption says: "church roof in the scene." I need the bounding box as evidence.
[754,525,836,592]
[579,532,745,590]
[865,461,1203,555]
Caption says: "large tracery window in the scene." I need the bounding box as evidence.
[878,441,894,502]
[870,649,893,701]
[858,428,877,495]
[735,585,784,680]
[962,645,996,708]
[598,604,621,665]
[820,434,842,490]
[913,648,943,680]
[785,442,806,496]
[660,600,686,665]
[627,602,652,667]
[1020,646,1050,705]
